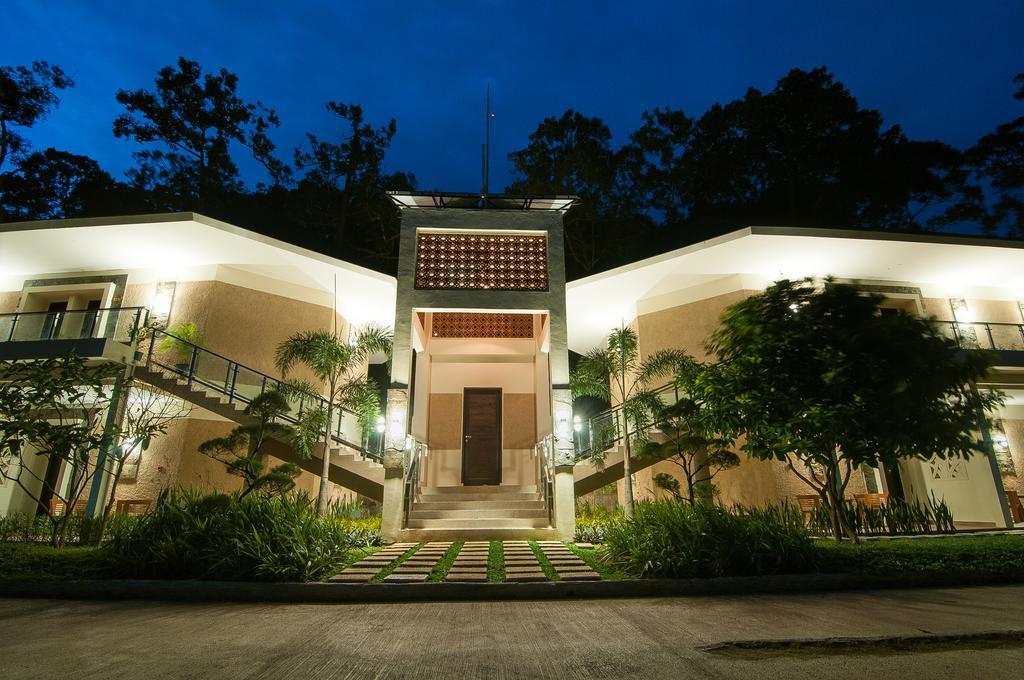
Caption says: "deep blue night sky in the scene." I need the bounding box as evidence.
[3,1,1022,193]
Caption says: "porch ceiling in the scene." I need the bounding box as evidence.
[566,226,1024,353]
[0,213,397,327]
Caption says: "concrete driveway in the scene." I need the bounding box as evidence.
[1,585,1023,679]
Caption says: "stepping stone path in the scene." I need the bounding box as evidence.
[535,541,601,581]
[329,541,602,584]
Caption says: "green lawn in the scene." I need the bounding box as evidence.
[0,543,110,582]
[815,534,1024,578]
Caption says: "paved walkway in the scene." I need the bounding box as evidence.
[330,540,601,583]
[1,585,1023,678]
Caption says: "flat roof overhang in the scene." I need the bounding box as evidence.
[566,226,1024,353]
[0,213,397,328]
[387,191,578,211]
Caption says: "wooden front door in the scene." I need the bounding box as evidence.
[462,388,502,485]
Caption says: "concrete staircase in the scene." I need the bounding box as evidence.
[573,437,666,497]
[400,484,559,541]
[134,364,385,500]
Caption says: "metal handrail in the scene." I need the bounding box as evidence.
[930,320,1024,352]
[403,439,427,527]
[144,327,383,462]
[0,306,149,344]
[535,434,555,527]
[574,382,682,461]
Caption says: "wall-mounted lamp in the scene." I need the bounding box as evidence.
[573,415,582,433]
[151,281,176,327]
[375,416,386,434]
[555,402,573,441]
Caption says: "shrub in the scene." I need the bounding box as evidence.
[0,511,140,546]
[601,500,816,578]
[816,535,1024,578]
[807,495,956,537]
[104,489,354,582]
[574,501,624,543]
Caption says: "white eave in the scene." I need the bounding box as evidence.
[566,226,1024,353]
[0,212,397,327]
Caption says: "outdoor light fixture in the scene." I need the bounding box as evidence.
[384,390,408,452]
[573,415,582,432]
[555,402,573,440]
[951,298,972,323]
[993,422,1010,453]
[151,281,176,327]
[375,415,386,434]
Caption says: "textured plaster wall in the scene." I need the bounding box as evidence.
[113,415,355,504]
[635,290,756,362]
[0,291,19,314]
[1000,418,1024,496]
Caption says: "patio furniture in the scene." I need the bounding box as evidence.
[1006,490,1024,524]
[49,499,88,517]
[115,499,152,515]
[854,493,889,510]
[795,494,821,526]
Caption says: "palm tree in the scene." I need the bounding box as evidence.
[570,324,691,517]
[275,324,392,514]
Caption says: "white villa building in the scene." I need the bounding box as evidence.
[2,193,1023,540]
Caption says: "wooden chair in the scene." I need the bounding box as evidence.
[854,493,889,510]
[1006,490,1024,524]
[115,499,152,516]
[795,495,822,527]
[49,499,88,517]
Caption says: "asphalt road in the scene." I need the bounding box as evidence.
[1,585,1023,679]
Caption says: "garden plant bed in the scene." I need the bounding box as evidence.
[2,535,1024,603]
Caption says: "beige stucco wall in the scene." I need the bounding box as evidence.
[112,414,355,506]
[635,290,757,362]
[1002,418,1024,497]
[0,291,19,314]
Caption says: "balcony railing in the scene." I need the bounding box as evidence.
[0,307,149,345]
[144,327,383,462]
[931,320,1024,352]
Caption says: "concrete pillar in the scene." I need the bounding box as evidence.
[553,465,576,541]
[380,466,405,544]
[85,368,130,519]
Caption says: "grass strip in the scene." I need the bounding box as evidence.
[566,543,633,580]
[528,540,559,581]
[369,543,423,583]
[487,540,505,582]
[428,541,464,582]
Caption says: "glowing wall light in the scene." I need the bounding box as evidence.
[151,281,176,327]
[554,401,573,441]
[384,390,408,453]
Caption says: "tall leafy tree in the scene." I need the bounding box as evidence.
[0,354,121,547]
[628,68,974,240]
[294,102,396,247]
[0,61,73,176]
[507,110,651,279]
[946,73,1024,237]
[113,57,289,212]
[571,325,689,517]
[275,325,392,514]
[1,148,117,219]
[699,278,1002,540]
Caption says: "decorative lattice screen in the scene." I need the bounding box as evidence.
[431,313,535,338]
[415,232,548,291]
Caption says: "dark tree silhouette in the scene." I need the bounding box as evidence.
[0,61,73,175]
[113,57,290,213]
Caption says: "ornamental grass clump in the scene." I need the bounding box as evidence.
[574,501,624,543]
[601,500,816,579]
[105,489,353,582]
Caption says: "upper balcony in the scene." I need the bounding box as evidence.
[930,320,1024,367]
[0,307,148,363]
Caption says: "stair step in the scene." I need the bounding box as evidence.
[412,499,546,511]
[409,508,548,520]
[418,492,541,502]
[399,528,561,542]
[419,485,538,495]
[406,517,550,529]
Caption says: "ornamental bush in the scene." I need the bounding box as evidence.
[104,489,354,582]
[600,500,816,578]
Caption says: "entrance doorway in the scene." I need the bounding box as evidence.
[462,388,502,485]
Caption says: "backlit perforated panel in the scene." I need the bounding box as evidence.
[415,232,548,291]
[431,313,535,338]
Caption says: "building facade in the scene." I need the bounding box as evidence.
[2,207,1023,538]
